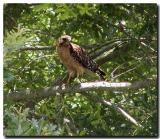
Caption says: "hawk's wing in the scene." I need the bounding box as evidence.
[69,43,99,73]
[69,43,106,80]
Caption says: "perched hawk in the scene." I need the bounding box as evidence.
[56,35,106,83]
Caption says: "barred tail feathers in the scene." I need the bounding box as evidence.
[96,68,106,80]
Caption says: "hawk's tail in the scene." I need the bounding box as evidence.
[96,68,106,80]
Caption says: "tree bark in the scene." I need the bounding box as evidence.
[5,79,156,103]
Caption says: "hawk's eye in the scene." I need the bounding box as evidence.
[62,38,67,41]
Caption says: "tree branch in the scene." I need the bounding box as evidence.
[90,40,127,59]
[80,91,142,127]
[5,79,156,103]
[19,38,131,51]
[4,79,156,127]
[20,45,53,51]
[96,42,130,65]
[5,79,156,127]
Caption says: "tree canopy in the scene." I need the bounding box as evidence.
[3,4,158,136]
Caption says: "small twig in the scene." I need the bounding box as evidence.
[110,63,125,78]
[112,66,138,79]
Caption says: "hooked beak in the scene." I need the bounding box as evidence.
[59,39,64,45]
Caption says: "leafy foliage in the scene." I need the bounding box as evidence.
[4,105,62,136]
[3,4,158,136]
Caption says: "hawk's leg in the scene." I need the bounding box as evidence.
[67,71,75,84]
[62,72,75,84]
[75,73,83,83]
[61,74,69,84]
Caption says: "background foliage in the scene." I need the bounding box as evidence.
[3,4,158,136]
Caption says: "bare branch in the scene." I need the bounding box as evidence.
[19,38,130,51]
[96,43,130,65]
[90,41,127,59]
[112,66,138,79]
[5,79,156,127]
[5,79,156,103]
[20,45,53,51]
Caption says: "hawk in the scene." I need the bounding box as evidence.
[56,35,106,84]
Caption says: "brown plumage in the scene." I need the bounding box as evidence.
[56,35,106,84]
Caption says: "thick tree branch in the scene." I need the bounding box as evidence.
[5,79,156,103]
[5,79,156,127]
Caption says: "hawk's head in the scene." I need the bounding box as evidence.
[58,35,71,46]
